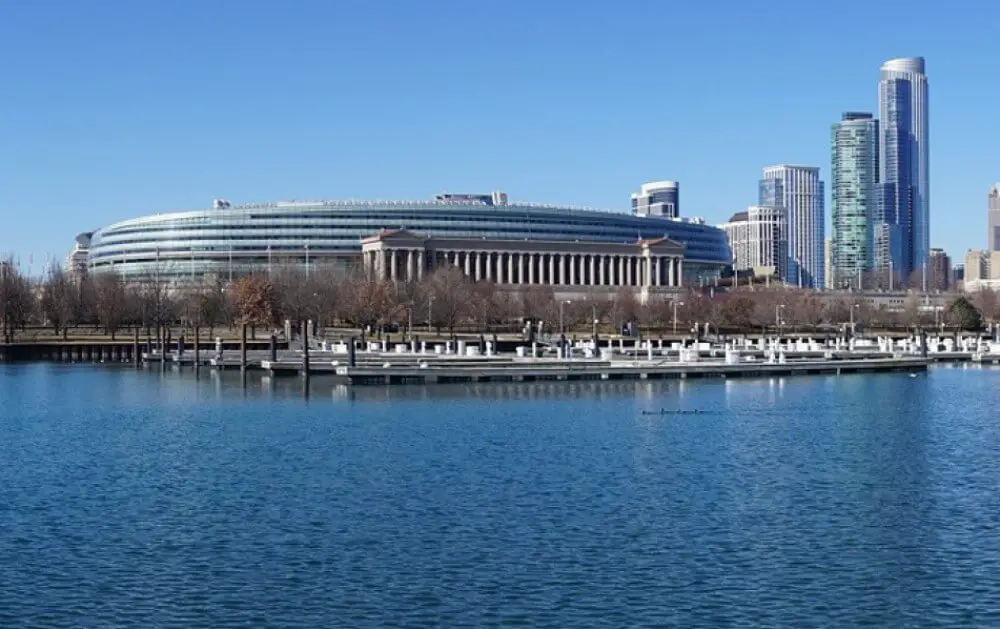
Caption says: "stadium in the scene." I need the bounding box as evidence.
[80,190,732,286]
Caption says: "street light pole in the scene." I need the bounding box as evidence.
[559,300,571,334]
[672,300,684,334]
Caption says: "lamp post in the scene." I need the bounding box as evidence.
[672,300,685,334]
[559,300,571,334]
[427,295,435,333]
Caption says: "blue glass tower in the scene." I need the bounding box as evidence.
[877,57,929,284]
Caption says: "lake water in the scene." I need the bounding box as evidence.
[2,363,1000,627]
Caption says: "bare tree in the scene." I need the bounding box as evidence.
[608,287,639,330]
[198,277,230,335]
[179,277,230,336]
[271,265,316,327]
[719,293,756,330]
[341,270,402,333]
[467,281,500,331]
[973,289,1000,323]
[0,259,34,342]
[517,285,556,323]
[682,290,719,333]
[899,294,923,328]
[392,277,427,336]
[309,264,345,332]
[423,268,470,335]
[786,290,824,329]
[93,272,127,339]
[230,275,279,328]
[39,263,76,338]
[641,298,672,331]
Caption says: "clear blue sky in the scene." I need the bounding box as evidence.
[0,0,996,272]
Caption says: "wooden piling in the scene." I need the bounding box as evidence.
[240,324,248,371]
[133,328,140,367]
[301,320,310,378]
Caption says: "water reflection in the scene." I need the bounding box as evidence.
[3,363,1000,625]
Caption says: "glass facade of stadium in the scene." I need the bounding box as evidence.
[84,198,733,285]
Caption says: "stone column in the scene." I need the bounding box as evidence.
[558,254,566,285]
[473,252,481,281]
[528,254,535,284]
[517,253,526,284]
[626,256,634,286]
[676,258,684,287]
[644,255,652,287]
[416,251,424,281]
[406,250,415,282]
[589,255,596,286]
[546,254,555,286]
[506,252,514,284]
[568,254,577,285]
[389,250,397,281]
[464,251,472,277]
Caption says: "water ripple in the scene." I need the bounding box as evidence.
[1,364,1000,627]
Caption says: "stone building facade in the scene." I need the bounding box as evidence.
[361,230,685,301]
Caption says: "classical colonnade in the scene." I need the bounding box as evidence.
[362,247,683,288]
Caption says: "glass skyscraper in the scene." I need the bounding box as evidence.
[877,56,929,283]
[831,112,879,289]
[989,184,1000,252]
[760,165,825,288]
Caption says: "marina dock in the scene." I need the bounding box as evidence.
[297,355,931,386]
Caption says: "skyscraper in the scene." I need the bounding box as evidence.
[989,184,1000,251]
[830,112,878,289]
[928,248,950,292]
[631,181,679,218]
[718,206,788,279]
[877,56,929,284]
[760,165,825,288]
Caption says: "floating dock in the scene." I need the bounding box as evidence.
[259,355,930,386]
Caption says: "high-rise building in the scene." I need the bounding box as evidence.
[989,184,1000,251]
[631,181,679,218]
[928,248,950,292]
[824,238,834,289]
[965,249,988,282]
[877,57,929,283]
[759,165,825,288]
[718,206,788,279]
[830,112,879,289]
